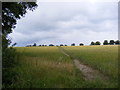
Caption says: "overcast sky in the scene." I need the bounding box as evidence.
[9,0,118,46]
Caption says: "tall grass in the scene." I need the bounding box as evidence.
[10,46,118,88]
[11,47,84,88]
[63,45,118,86]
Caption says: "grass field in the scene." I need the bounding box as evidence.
[63,45,118,86]
[10,46,118,88]
[11,47,84,88]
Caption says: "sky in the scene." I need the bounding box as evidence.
[9,0,118,46]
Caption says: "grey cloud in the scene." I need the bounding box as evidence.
[9,1,118,46]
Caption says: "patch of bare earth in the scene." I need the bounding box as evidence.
[74,59,98,80]
[73,59,110,81]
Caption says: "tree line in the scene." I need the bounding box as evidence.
[90,40,120,45]
[26,40,120,47]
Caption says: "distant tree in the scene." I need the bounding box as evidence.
[39,45,41,46]
[26,45,29,47]
[79,43,84,46]
[90,42,95,45]
[71,43,75,46]
[115,40,120,45]
[103,40,109,45]
[95,41,101,45]
[109,40,115,45]
[33,43,37,46]
[49,44,54,46]
[42,45,44,46]
[60,44,64,46]
[26,45,31,47]
[45,45,47,46]
[65,44,67,46]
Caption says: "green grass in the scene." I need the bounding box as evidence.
[63,45,118,86]
[11,47,84,88]
[9,46,118,88]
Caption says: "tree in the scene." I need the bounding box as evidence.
[95,41,101,45]
[103,40,109,45]
[65,44,67,46]
[71,43,75,46]
[60,44,64,46]
[90,42,95,45]
[2,2,37,87]
[109,40,114,45]
[33,43,37,46]
[2,2,37,49]
[79,43,84,46]
[115,40,120,45]
[49,44,54,46]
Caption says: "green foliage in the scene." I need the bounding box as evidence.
[79,43,84,46]
[2,2,37,35]
[49,44,54,46]
[71,43,75,46]
[90,42,95,45]
[2,47,17,87]
[109,40,115,45]
[60,44,64,46]
[33,43,37,46]
[103,40,109,45]
[91,41,100,45]
[95,41,101,45]
[2,2,37,88]
[115,40,120,45]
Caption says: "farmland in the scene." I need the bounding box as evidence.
[63,45,118,86]
[10,45,118,88]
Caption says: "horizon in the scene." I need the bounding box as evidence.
[11,39,119,47]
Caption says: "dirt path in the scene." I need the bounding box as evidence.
[58,47,109,81]
[58,47,70,57]
[74,59,99,80]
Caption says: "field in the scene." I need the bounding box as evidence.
[10,45,118,88]
[63,45,118,81]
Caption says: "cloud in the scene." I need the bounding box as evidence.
[9,1,118,46]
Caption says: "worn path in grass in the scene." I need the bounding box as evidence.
[58,47,109,81]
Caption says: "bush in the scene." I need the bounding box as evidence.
[2,47,17,87]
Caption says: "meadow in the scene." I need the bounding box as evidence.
[11,47,84,88]
[63,45,118,86]
[10,45,118,88]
